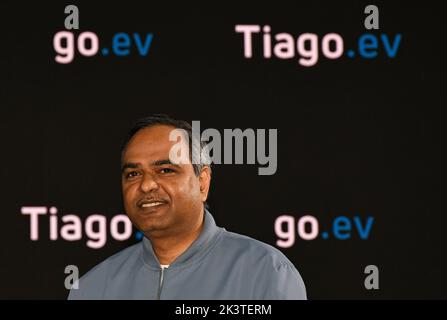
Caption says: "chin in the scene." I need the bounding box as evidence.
[138,218,171,233]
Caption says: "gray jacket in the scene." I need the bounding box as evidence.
[68,210,307,300]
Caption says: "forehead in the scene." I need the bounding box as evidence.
[123,125,187,161]
[124,125,174,160]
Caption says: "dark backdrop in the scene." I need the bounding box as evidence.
[0,1,444,299]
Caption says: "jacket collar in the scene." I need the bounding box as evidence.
[141,210,222,270]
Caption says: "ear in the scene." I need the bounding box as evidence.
[198,166,212,202]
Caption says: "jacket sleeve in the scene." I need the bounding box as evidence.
[262,262,307,300]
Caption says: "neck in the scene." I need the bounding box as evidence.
[146,213,205,265]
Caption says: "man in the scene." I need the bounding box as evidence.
[68,114,306,300]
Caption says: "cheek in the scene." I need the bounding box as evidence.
[166,177,201,203]
[122,183,137,206]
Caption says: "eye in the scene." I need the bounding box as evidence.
[125,171,140,179]
[160,168,175,174]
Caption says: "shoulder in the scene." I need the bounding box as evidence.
[67,241,143,299]
[217,229,307,299]
[219,229,295,268]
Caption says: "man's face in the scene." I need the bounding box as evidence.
[121,125,211,237]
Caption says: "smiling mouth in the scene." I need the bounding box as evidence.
[141,202,165,208]
[137,198,168,211]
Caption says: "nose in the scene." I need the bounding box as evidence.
[139,173,159,193]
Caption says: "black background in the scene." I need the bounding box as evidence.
[0,1,444,299]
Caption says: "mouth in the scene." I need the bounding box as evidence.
[141,201,165,208]
[137,198,168,211]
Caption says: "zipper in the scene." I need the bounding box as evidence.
[157,267,166,300]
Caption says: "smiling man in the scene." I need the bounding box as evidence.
[68,114,306,300]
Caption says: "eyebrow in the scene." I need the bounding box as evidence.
[121,162,139,173]
[121,159,181,173]
[151,159,181,167]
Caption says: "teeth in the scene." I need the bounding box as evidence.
[142,202,164,208]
